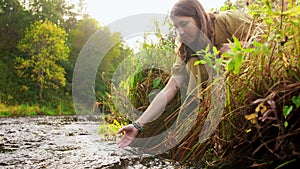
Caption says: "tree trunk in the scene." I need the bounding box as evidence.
[38,82,43,106]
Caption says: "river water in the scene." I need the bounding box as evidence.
[0,116,183,169]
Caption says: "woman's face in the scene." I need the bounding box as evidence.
[172,16,199,45]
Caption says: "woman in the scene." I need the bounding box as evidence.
[117,0,253,148]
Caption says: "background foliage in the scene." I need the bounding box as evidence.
[0,0,130,116]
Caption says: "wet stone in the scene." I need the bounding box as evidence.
[0,116,183,168]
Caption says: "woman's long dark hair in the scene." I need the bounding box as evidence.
[170,0,215,62]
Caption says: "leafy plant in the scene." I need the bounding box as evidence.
[194,45,226,75]
[283,95,300,128]
[152,77,163,89]
[283,105,293,128]
[97,119,125,141]
[292,95,300,108]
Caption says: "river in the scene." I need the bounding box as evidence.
[0,116,183,169]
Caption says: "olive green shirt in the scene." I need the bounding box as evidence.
[171,10,253,96]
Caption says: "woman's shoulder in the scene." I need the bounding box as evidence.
[213,10,252,31]
[213,10,251,21]
[213,10,253,45]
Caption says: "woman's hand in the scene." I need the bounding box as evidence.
[117,124,139,148]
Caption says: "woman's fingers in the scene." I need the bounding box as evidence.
[117,133,134,148]
[117,127,125,134]
[118,137,131,148]
[117,124,138,148]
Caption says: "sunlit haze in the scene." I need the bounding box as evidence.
[70,0,236,49]
[74,0,236,25]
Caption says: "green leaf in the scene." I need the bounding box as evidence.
[213,46,219,55]
[234,54,243,74]
[194,60,206,65]
[153,78,162,89]
[284,121,288,128]
[253,41,263,48]
[243,48,255,53]
[227,59,235,72]
[233,36,242,51]
[283,105,293,119]
[292,95,300,108]
[275,159,297,168]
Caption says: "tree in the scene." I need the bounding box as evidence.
[69,16,100,62]
[0,0,34,104]
[28,0,65,25]
[0,0,32,51]
[63,16,100,95]
[16,19,70,105]
[22,0,79,32]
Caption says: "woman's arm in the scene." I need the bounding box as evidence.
[117,75,185,148]
[137,75,185,126]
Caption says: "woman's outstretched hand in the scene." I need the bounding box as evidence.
[117,124,139,148]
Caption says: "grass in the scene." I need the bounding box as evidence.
[0,103,75,117]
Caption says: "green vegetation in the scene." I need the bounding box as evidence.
[0,0,130,116]
[101,0,300,168]
[0,103,74,116]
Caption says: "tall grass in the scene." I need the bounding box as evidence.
[178,0,300,167]
[102,0,299,168]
